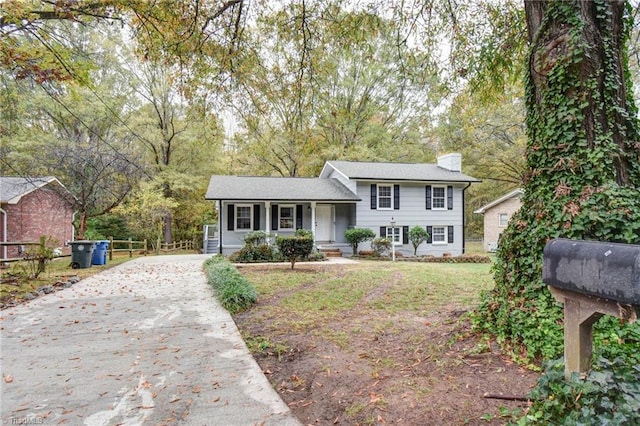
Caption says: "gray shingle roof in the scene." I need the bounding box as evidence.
[324,160,480,182]
[205,176,361,201]
[0,176,61,204]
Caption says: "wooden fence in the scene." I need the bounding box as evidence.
[1,237,197,264]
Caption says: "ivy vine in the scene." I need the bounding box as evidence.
[473,0,640,365]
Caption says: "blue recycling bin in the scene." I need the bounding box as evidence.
[92,240,109,266]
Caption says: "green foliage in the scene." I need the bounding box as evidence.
[275,234,314,269]
[518,357,640,425]
[231,244,279,263]
[408,226,430,255]
[475,0,640,365]
[344,228,376,254]
[243,231,270,246]
[371,237,392,257]
[17,236,57,280]
[203,256,257,314]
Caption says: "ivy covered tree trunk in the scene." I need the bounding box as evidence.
[478,0,640,362]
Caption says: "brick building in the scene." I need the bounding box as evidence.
[473,189,523,252]
[0,177,76,259]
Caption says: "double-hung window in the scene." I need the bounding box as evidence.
[499,213,509,227]
[386,226,401,244]
[432,226,447,244]
[378,185,393,209]
[432,186,446,209]
[279,205,295,230]
[236,205,252,230]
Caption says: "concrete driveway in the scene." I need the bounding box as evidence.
[1,254,300,426]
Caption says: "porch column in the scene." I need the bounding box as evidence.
[217,200,222,254]
[264,202,271,236]
[310,201,317,248]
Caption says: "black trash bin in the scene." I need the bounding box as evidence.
[69,241,96,269]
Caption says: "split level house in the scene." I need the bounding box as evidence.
[205,154,480,257]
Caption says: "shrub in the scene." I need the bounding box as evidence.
[276,234,314,269]
[231,244,278,263]
[344,228,375,254]
[519,357,640,424]
[203,256,257,313]
[371,237,392,256]
[243,230,269,246]
[408,226,429,255]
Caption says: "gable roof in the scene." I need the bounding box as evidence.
[474,188,524,214]
[320,160,480,182]
[205,176,361,202]
[0,176,75,205]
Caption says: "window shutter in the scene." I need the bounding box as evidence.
[394,185,400,210]
[271,204,278,230]
[296,205,303,229]
[402,226,409,244]
[425,186,432,210]
[448,226,454,243]
[253,204,261,230]
[380,226,386,238]
[426,226,433,244]
[227,204,234,231]
[370,184,377,209]
[447,186,453,210]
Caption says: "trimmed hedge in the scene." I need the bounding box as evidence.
[400,254,491,263]
[203,256,257,314]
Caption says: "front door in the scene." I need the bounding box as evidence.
[316,205,333,241]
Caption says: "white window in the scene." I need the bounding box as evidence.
[236,205,252,230]
[432,186,446,209]
[279,205,295,230]
[499,213,508,227]
[378,185,392,209]
[432,226,447,244]
[386,227,401,244]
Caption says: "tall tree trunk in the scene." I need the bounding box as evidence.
[163,181,173,244]
[478,0,640,361]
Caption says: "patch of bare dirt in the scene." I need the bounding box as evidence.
[233,266,540,426]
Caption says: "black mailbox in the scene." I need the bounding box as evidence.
[543,238,640,306]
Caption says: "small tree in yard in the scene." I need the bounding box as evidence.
[344,228,375,255]
[276,231,314,269]
[409,226,429,255]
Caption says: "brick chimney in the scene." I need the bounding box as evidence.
[437,153,462,172]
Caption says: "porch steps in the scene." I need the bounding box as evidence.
[319,248,343,258]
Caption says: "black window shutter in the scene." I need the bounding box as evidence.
[427,226,433,244]
[402,226,409,244]
[447,186,453,210]
[227,204,234,231]
[394,185,400,210]
[370,184,377,209]
[425,186,432,210]
[448,226,454,243]
[253,205,260,230]
[296,205,303,229]
[271,204,278,230]
[380,226,386,238]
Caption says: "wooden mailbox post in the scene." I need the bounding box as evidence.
[542,238,639,379]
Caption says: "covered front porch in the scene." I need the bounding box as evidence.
[211,200,356,256]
